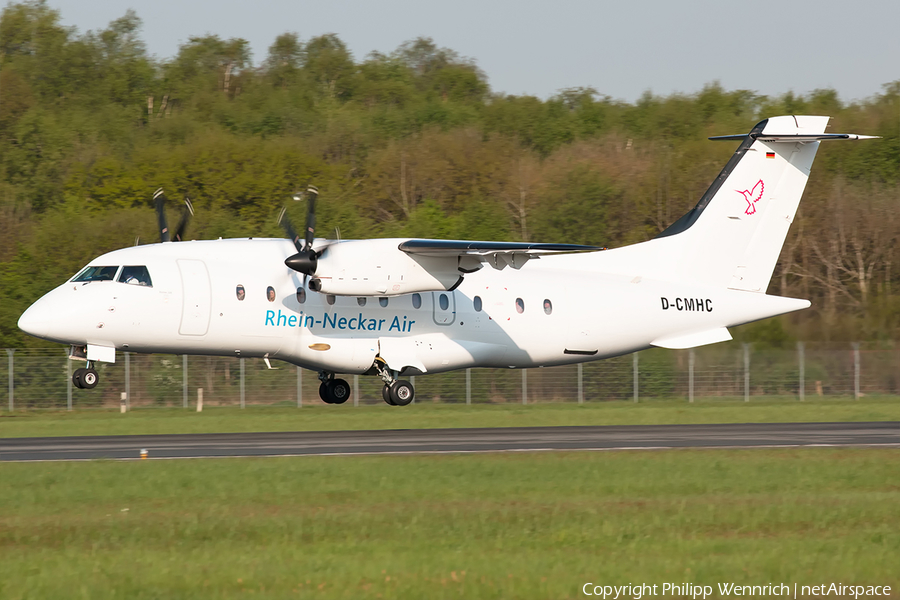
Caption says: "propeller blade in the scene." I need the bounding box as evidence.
[153,188,169,242]
[173,198,194,242]
[281,185,321,279]
[278,206,304,253]
[304,184,318,250]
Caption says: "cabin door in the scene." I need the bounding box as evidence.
[177,259,211,336]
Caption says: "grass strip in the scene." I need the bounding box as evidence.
[1,448,898,599]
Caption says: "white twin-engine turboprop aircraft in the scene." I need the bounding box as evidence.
[18,116,876,405]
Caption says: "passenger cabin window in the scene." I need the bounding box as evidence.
[515,298,525,314]
[379,297,389,307]
[73,266,118,283]
[118,266,152,287]
[357,297,367,307]
[412,293,422,309]
[326,294,336,306]
[439,294,450,311]
[543,299,553,315]
[236,285,246,301]
[296,287,306,304]
[473,296,482,312]
[266,286,276,302]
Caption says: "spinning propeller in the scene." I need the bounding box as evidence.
[153,188,194,242]
[279,185,322,288]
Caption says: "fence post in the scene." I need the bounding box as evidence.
[240,357,245,409]
[798,342,805,402]
[689,349,695,403]
[743,343,750,402]
[67,356,73,411]
[182,354,188,409]
[297,366,302,408]
[466,368,471,405]
[522,369,527,405]
[6,349,13,412]
[125,352,131,410]
[853,342,860,400]
[578,363,584,404]
[633,352,639,403]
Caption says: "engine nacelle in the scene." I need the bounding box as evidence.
[309,239,464,296]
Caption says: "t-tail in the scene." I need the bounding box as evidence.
[612,115,877,292]
[599,115,877,350]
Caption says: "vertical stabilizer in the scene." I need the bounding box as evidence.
[621,116,876,291]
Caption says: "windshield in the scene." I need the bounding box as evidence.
[118,265,153,287]
[72,266,119,283]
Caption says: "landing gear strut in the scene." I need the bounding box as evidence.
[318,372,351,404]
[72,363,99,389]
[374,358,415,406]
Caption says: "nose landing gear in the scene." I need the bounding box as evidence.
[72,363,99,389]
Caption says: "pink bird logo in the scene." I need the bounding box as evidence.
[737,179,764,215]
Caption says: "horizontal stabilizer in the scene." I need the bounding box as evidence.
[651,327,732,350]
[710,133,879,142]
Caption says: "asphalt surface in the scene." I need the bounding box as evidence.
[1,422,898,461]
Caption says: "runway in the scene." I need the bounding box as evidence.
[1,421,898,462]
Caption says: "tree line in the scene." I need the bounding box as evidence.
[2,0,899,347]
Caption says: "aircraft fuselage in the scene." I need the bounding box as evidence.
[19,238,805,376]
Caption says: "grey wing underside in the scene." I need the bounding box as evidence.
[398,239,605,270]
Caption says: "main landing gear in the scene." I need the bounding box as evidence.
[318,372,351,404]
[375,358,415,406]
[316,363,416,407]
[382,380,414,406]
[72,363,99,389]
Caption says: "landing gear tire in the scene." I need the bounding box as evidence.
[81,368,99,389]
[319,382,331,404]
[319,379,351,404]
[382,384,396,406]
[72,368,86,389]
[328,379,351,405]
[389,380,414,406]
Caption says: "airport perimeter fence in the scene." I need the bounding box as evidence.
[3,342,898,411]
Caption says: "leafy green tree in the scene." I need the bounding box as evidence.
[303,34,356,100]
[264,32,305,89]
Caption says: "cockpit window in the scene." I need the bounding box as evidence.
[118,266,153,287]
[73,266,119,283]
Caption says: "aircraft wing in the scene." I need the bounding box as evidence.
[398,239,605,270]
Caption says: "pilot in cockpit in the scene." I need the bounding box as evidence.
[119,266,152,287]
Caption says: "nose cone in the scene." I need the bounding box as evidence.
[18,298,55,340]
[17,286,88,344]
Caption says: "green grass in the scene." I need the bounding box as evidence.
[1,449,898,599]
[2,397,900,438]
